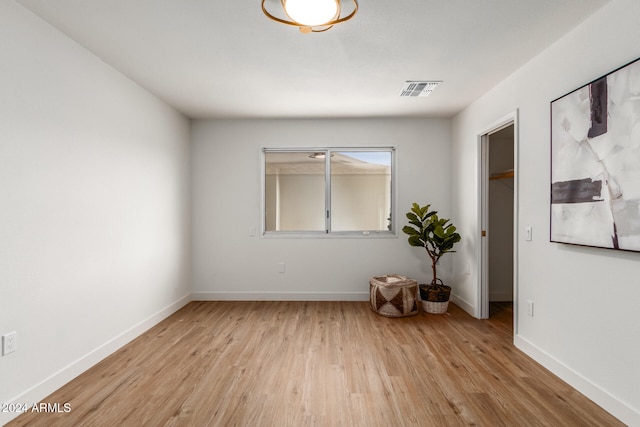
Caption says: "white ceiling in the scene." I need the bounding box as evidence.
[17,0,610,119]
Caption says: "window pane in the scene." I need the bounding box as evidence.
[330,151,392,232]
[264,152,326,231]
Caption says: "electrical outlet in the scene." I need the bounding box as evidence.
[2,331,16,355]
[527,300,534,317]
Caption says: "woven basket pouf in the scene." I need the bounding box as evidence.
[369,275,418,317]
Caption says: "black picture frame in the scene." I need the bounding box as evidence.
[551,56,640,252]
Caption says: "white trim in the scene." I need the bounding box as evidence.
[476,110,519,332]
[450,293,474,315]
[192,291,369,301]
[515,335,639,426]
[0,294,192,426]
[512,113,520,337]
[479,133,489,318]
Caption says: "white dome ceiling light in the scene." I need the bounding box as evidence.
[262,0,358,34]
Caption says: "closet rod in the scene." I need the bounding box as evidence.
[489,169,514,180]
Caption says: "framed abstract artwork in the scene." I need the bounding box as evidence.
[551,57,640,251]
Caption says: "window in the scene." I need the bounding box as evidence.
[263,148,395,236]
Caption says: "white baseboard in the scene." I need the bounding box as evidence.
[6,293,634,426]
[515,334,639,426]
[450,293,475,316]
[0,294,192,426]
[192,291,370,302]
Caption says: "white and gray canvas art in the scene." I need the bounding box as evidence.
[551,58,640,251]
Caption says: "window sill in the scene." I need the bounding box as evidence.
[261,231,397,239]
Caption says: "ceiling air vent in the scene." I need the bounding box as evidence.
[400,81,441,97]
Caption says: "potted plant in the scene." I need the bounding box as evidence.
[402,202,461,314]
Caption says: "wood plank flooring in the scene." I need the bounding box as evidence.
[8,301,623,426]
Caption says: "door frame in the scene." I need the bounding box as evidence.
[477,110,519,331]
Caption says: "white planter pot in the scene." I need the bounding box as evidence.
[421,299,449,314]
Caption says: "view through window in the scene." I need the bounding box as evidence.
[263,148,394,235]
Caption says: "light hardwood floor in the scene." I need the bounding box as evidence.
[9,301,623,426]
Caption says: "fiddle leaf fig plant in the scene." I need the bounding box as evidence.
[402,202,461,289]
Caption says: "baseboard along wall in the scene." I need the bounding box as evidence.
[0,294,192,426]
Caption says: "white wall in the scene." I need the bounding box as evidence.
[272,174,325,230]
[191,118,452,300]
[268,173,390,231]
[0,3,191,423]
[332,174,391,231]
[451,0,640,424]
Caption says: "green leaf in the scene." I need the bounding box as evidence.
[408,235,424,247]
[402,226,419,236]
[404,202,461,259]
[406,212,419,222]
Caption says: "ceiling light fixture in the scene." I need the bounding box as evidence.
[262,0,358,34]
[309,152,334,159]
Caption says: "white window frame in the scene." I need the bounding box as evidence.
[261,147,397,238]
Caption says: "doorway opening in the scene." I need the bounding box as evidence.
[479,112,518,328]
